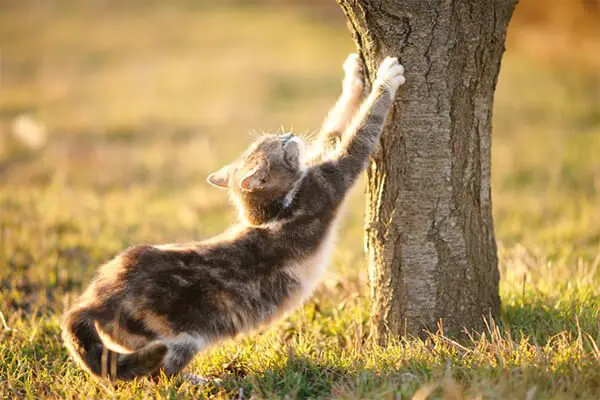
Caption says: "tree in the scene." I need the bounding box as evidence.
[337,0,517,340]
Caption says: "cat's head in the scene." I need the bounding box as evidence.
[207,133,306,223]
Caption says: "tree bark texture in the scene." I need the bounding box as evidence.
[337,0,516,339]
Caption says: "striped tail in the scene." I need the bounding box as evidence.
[61,308,167,380]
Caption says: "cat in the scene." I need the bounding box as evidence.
[61,54,405,381]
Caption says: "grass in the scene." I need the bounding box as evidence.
[1,1,599,398]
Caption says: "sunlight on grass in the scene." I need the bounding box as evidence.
[0,1,599,399]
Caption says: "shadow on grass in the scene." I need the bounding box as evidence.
[5,299,597,398]
[190,297,600,398]
[207,355,424,399]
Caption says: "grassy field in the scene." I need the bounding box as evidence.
[1,1,599,399]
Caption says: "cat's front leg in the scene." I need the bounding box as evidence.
[314,53,365,158]
[341,53,365,104]
[330,57,405,186]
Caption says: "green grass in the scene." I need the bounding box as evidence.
[1,2,599,399]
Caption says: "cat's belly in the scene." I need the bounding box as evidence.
[280,226,337,315]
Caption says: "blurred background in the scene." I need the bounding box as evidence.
[0,0,599,397]
[0,0,599,308]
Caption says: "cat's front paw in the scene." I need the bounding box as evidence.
[374,57,405,94]
[342,53,364,95]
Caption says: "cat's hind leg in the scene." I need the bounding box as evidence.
[159,334,205,377]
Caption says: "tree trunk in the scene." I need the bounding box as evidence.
[337,0,517,340]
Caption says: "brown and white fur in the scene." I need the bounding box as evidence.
[61,55,405,381]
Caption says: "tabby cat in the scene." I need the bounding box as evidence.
[62,54,405,381]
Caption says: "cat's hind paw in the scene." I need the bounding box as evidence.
[183,373,209,385]
[182,373,224,387]
[374,57,405,94]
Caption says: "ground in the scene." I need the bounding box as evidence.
[0,1,599,399]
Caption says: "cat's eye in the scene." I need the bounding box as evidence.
[281,133,293,144]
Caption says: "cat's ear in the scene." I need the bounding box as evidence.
[283,137,302,167]
[239,166,265,192]
[207,165,231,189]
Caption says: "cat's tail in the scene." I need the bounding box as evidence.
[61,307,167,380]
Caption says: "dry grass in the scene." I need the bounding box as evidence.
[0,1,599,398]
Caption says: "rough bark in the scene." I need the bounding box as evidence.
[337,0,517,339]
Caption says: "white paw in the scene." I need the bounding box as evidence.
[183,373,208,385]
[374,57,405,94]
[343,53,361,77]
[342,53,364,94]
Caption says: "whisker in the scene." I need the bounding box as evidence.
[300,128,319,142]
